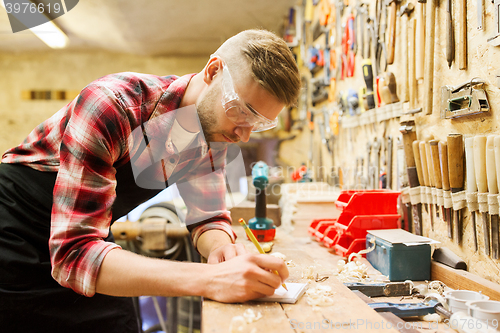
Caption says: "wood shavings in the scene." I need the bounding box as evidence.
[421,313,442,323]
[269,252,286,261]
[302,265,317,279]
[229,309,262,333]
[334,259,369,282]
[243,309,262,323]
[305,285,336,307]
[229,316,246,333]
[285,260,296,267]
[414,281,447,296]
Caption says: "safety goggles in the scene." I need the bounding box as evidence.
[218,58,279,132]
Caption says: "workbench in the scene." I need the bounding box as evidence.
[202,216,457,333]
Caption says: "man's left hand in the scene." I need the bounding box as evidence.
[207,243,249,264]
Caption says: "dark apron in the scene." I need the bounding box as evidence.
[0,159,179,333]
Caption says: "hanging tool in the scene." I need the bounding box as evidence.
[465,137,479,252]
[407,18,421,114]
[419,141,430,214]
[423,0,437,115]
[248,162,276,242]
[486,136,499,259]
[399,3,414,102]
[477,0,484,30]
[345,282,413,297]
[380,72,400,104]
[446,0,454,68]
[415,0,426,82]
[374,0,388,76]
[487,0,500,46]
[430,140,444,231]
[474,135,490,256]
[448,134,464,245]
[308,110,314,169]
[387,136,393,189]
[426,141,437,230]
[386,0,401,64]
[439,141,453,239]
[362,59,376,110]
[457,0,467,69]
[373,138,382,189]
[400,121,422,235]
[440,78,490,119]
[342,13,356,78]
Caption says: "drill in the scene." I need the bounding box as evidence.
[248,161,276,242]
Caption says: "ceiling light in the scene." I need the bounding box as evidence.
[0,0,69,49]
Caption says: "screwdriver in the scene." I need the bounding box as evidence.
[362,59,376,110]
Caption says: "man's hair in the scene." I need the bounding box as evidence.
[213,29,301,107]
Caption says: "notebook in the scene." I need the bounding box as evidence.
[254,282,308,304]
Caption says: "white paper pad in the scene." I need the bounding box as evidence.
[254,282,308,304]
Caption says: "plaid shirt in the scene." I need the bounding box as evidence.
[2,72,236,297]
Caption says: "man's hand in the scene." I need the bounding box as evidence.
[206,243,248,264]
[203,253,289,303]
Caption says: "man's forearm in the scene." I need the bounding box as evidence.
[196,229,233,259]
[95,248,206,297]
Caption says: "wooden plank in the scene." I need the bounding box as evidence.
[431,261,500,301]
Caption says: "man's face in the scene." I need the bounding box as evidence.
[196,63,284,144]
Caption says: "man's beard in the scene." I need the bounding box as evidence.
[196,84,219,146]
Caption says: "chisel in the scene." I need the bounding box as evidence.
[474,135,490,256]
[448,134,464,245]
[465,137,479,252]
[400,121,422,235]
[486,136,498,258]
[492,135,500,258]
[439,141,453,239]
[426,141,436,231]
[430,140,443,232]
[419,141,430,214]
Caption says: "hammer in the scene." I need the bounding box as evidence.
[386,0,402,64]
[398,2,415,102]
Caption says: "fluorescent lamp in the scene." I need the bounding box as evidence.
[0,0,69,49]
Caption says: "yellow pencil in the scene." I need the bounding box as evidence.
[239,218,288,291]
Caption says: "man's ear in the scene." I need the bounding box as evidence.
[203,57,222,85]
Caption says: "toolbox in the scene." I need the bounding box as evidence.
[366,229,433,281]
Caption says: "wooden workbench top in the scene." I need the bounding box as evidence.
[202,218,405,333]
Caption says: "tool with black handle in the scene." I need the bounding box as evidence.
[362,59,376,110]
[439,141,453,238]
[448,134,464,245]
[465,137,479,252]
[474,135,490,256]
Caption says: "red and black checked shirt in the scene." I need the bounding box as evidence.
[2,72,236,297]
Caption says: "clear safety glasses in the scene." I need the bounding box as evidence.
[218,58,279,132]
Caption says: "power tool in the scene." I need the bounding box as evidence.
[248,161,276,242]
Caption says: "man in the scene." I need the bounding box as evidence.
[0,29,301,332]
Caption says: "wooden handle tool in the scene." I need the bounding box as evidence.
[446,0,455,68]
[430,140,443,190]
[420,141,430,187]
[465,137,479,251]
[387,0,397,64]
[424,0,437,114]
[439,141,453,238]
[474,135,490,255]
[415,2,425,81]
[490,136,500,259]
[448,134,464,244]
[413,141,425,185]
[457,0,467,69]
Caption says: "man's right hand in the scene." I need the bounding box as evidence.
[203,253,289,303]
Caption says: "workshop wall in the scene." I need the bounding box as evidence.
[0,51,208,154]
[279,0,500,283]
